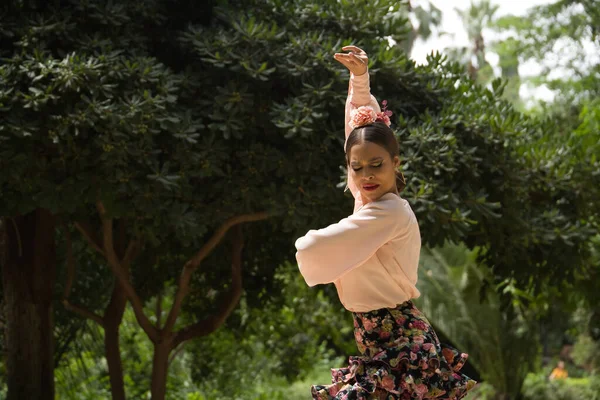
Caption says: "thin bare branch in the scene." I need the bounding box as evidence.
[75,221,104,256]
[162,267,192,334]
[8,217,22,256]
[173,225,245,349]
[122,239,139,268]
[61,221,105,327]
[63,300,105,327]
[156,290,163,329]
[187,212,268,269]
[168,343,186,366]
[163,213,266,335]
[96,201,159,343]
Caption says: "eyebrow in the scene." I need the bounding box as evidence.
[350,157,383,164]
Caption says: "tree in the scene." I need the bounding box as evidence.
[493,0,599,94]
[493,0,600,319]
[186,262,355,399]
[1,0,598,398]
[60,223,136,400]
[399,0,444,55]
[1,211,56,399]
[416,243,539,400]
[490,37,522,107]
[448,0,499,83]
[1,0,404,397]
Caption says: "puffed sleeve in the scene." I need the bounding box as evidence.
[344,72,382,209]
[295,197,400,286]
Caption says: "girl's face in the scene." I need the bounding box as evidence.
[348,141,400,203]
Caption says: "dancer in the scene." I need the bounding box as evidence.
[295,46,477,399]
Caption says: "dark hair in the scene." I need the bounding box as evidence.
[345,122,406,193]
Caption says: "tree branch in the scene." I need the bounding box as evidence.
[8,217,22,256]
[0,301,5,330]
[75,221,104,256]
[96,201,159,343]
[156,289,163,329]
[173,225,245,348]
[62,222,76,300]
[63,300,105,327]
[162,265,193,334]
[163,213,266,335]
[61,221,105,327]
[168,343,186,366]
[187,212,268,269]
[122,239,139,268]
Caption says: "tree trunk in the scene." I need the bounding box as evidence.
[150,338,172,400]
[1,210,56,400]
[104,283,128,400]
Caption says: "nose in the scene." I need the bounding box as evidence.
[361,169,375,180]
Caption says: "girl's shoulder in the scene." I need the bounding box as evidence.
[366,192,408,212]
[374,193,418,227]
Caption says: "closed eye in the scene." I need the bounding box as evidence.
[352,162,383,171]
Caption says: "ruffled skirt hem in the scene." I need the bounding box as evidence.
[310,301,477,400]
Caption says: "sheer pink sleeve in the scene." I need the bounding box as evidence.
[295,196,401,286]
[344,72,381,212]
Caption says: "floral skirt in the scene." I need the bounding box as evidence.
[312,301,477,399]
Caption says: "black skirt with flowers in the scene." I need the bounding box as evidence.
[311,300,477,400]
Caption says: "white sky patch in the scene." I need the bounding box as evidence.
[409,0,559,103]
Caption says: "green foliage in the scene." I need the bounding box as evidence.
[47,262,353,399]
[572,334,600,372]
[444,0,498,86]
[1,0,595,296]
[521,373,600,400]
[54,305,198,400]
[1,0,599,396]
[185,360,337,400]
[454,0,499,42]
[462,382,497,400]
[412,2,442,40]
[493,0,600,103]
[400,1,443,54]
[0,0,593,344]
[186,262,354,399]
[415,243,539,398]
[574,99,600,146]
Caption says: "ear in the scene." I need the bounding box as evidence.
[393,155,400,168]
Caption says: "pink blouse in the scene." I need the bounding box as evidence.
[294,72,422,312]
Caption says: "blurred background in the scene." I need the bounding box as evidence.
[1,0,598,399]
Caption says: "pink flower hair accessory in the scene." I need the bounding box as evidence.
[348,100,393,129]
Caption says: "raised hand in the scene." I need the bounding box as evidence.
[333,45,369,76]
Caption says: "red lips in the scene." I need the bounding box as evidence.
[362,184,380,192]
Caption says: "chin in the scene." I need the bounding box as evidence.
[361,190,381,201]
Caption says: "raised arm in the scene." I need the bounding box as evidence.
[334,46,382,211]
[345,72,381,139]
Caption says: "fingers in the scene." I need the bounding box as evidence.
[342,45,366,55]
[333,53,354,61]
[333,53,364,64]
[333,53,352,65]
[334,48,368,75]
[349,53,365,64]
[335,46,368,65]
[333,54,359,70]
